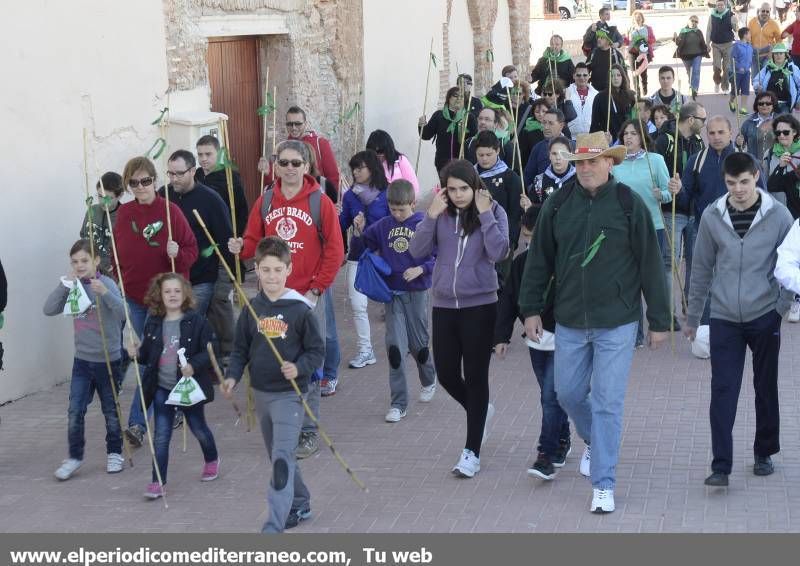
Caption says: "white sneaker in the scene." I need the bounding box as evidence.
[452,449,480,478]
[579,445,591,477]
[385,407,407,423]
[788,299,800,322]
[54,458,82,481]
[106,453,124,474]
[419,382,437,403]
[349,350,377,369]
[591,488,615,513]
[482,403,495,442]
[714,84,721,93]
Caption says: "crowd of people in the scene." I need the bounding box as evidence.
[23,1,800,533]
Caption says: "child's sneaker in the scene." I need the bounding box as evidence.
[728,99,736,113]
[320,378,338,397]
[452,448,480,478]
[295,432,319,459]
[54,458,82,481]
[285,505,312,529]
[124,424,145,447]
[552,438,572,468]
[106,453,124,474]
[419,382,437,403]
[788,299,800,322]
[385,407,406,423]
[201,459,220,481]
[144,482,165,500]
[527,452,556,480]
[348,350,376,369]
[579,445,591,477]
[173,411,184,430]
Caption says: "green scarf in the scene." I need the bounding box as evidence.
[710,8,729,19]
[543,47,571,64]
[766,59,791,80]
[772,139,800,158]
[679,26,697,35]
[495,127,511,144]
[443,106,466,137]
[524,118,543,132]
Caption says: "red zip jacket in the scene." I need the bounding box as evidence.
[242,175,344,293]
[264,131,341,190]
[113,197,198,304]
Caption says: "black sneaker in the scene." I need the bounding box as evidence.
[753,455,774,476]
[704,472,729,487]
[124,425,145,448]
[173,411,184,430]
[552,439,571,468]
[527,453,556,480]
[285,505,312,529]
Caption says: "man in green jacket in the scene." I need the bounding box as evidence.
[519,132,670,514]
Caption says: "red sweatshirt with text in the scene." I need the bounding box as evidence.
[242,175,344,294]
[113,197,198,305]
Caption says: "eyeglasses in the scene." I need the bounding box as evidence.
[285,121,304,128]
[776,129,794,136]
[574,73,589,78]
[166,169,191,178]
[277,158,305,168]
[760,9,770,12]
[757,101,774,106]
[690,115,707,123]
[128,177,154,188]
[543,92,554,97]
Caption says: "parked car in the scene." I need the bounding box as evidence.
[559,0,579,18]
[602,0,650,9]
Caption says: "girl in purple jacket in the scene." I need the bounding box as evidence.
[409,159,509,478]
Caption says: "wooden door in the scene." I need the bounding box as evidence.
[207,36,261,207]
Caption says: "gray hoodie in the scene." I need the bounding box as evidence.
[688,189,794,328]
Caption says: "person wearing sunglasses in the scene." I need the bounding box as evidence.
[736,91,777,169]
[754,42,800,114]
[113,156,199,447]
[564,62,598,140]
[764,114,800,218]
[530,35,575,93]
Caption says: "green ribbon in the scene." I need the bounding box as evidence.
[486,49,494,63]
[200,244,218,258]
[0,312,5,330]
[142,220,164,244]
[256,92,276,117]
[773,139,800,158]
[443,106,466,135]
[150,107,169,126]
[212,147,238,172]
[430,52,438,68]
[67,285,82,315]
[524,118,543,132]
[580,232,607,268]
[145,138,167,160]
[543,47,571,64]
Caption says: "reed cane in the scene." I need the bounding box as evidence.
[259,67,270,193]
[415,37,435,174]
[160,94,176,274]
[207,342,243,428]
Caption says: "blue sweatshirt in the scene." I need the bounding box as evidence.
[339,185,390,261]
[731,40,754,73]
[362,212,435,292]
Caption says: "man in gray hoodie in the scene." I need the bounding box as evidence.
[684,152,793,488]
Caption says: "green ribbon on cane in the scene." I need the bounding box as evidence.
[145,138,167,160]
[200,244,218,258]
[430,52,438,68]
[150,107,169,126]
[212,147,238,172]
[580,232,607,267]
[256,92,276,117]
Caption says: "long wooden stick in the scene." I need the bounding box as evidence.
[207,342,243,428]
[271,86,278,162]
[458,76,470,159]
[220,118,242,286]
[98,179,167,509]
[415,37,435,174]
[192,209,367,492]
[259,67,270,194]
[670,80,683,352]
[82,129,134,468]
[161,93,175,274]
[606,64,613,132]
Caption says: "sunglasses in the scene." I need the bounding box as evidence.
[574,73,589,78]
[543,92,554,97]
[277,158,305,168]
[286,121,304,128]
[128,177,154,188]
[776,129,794,136]
[758,101,774,106]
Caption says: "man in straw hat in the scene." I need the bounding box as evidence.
[519,132,670,514]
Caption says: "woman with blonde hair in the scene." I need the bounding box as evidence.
[625,10,656,96]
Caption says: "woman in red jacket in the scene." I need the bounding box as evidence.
[625,10,656,97]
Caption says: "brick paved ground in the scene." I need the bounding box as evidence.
[3,41,800,533]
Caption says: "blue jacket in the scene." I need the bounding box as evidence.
[679,143,765,227]
[755,61,800,107]
[731,41,754,73]
[339,185,390,261]
[362,212,435,292]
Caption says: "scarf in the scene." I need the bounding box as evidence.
[772,139,800,158]
[475,157,509,179]
[754,113,774,128]
[710,8,729,19]
[679,26,698,35]
[766,60,792,80]
[543,47,571,64]
[351,183,381,207]
[524,118,543,132]
[442,106,466,136]
[543,165,575,186]
[625,149,647,161]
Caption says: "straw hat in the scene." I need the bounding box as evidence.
[563,132,627,165]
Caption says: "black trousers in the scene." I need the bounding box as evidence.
[709,310,782,474]
[432,303,496,456]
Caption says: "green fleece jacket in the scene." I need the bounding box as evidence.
[519,177,670,331]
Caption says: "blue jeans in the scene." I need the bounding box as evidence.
[323,286,340,381]
[68,358,123,460]
[125,299,151,429]
[528,348,570,458]
[191,282,215,317]
[683,56,702,92]
[152,386,218,484]
[554,321,638,490]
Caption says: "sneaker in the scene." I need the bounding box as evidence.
[704,472,729,486]
[106,453,124,474]
[753,455,774,476]
[295,432,319,459]
[788,299,800,322]
[202,459,220,481]
[348,350,377,369]
[124,424,145,448]
[482,403,495,443]
[173,411,183,429]
[385,407,407,423]
[527,452,556,480]
[419,382,437,403]
[591,488,615,513]
[144,482,165,500]
[320,378,338,397]
[285,505,312,529]
[579,445,591,477]
[552,438,572,468]
[672,317,682,332]
[739,108,749,116]
[54,458,82,481]
[714,84,721,94]
[728,99,736,112]
[452,448,481,478]
[691,89,698,101]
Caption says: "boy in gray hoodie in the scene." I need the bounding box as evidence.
[684,152,793,488]
[223,237,324,533]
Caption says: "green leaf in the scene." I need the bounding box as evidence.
[85,196,94,207]
[256,92,276,116]
[145,138,167,160]
[486,49,494,63]
[581,232,607,268]
[212,147,239,172]
[430,52,438,68]
[150,107,169,126]
[101,195,114,208]
[200,244,218,258]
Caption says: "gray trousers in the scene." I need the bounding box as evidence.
[386,291,437,410]
[711,41,733,90]
[301,291,326,434]
[254,389,310,533]
[206,265,235,355]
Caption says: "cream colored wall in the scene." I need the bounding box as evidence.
[492,1,513,79]
[0,0,173,403]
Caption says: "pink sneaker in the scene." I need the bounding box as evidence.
[144,482,165,500]
[202,459,220,481]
